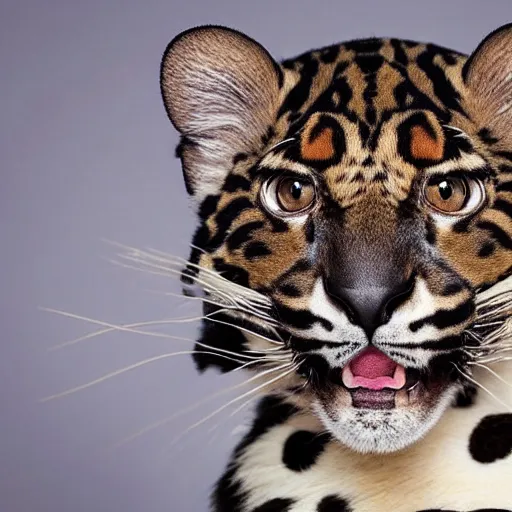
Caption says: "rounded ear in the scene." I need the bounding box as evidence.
[462,23,512,150]
[160,26,282,199]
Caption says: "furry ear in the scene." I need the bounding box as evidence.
[160,26,282,199]
[462,23,512,150]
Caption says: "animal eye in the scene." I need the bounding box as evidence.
[261,175,316,216]
[423,176,484,216]
[276,178,315,212]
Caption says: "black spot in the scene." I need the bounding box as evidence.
[278,283,303,297]
[278,54,319,118]
[223,174,252,192]
[199,194,220,220]
[493,198,512,220]
[478,221,512,250]
[373,171,387,182]
[207,197,254,250]
[212,466,246,512]
[182,224,210,284]
[317,495,352,512]
[358,121,371,145]
[362,156,374,167]
[232,152,248,165]
[212,258,250,287]
[478,127,500,145]
[282,430,331,471]
[390,39,408,66]
[344,38,383,53]
[441,281,464,296]
[305,219,315,243]
[479,241,496,258]
[453,385,477,408]
[425,219,437,245]
[355,54,383,74]
[497,180,512,193]
[410,300,474,332]
[320,45,339,63]
[417,46,464,114]
[227,221,265,251]
[193,312,248,372]
[350,171,365,183]
[469,413,512,463]
[252,498,294,512]
[244,241,272,260]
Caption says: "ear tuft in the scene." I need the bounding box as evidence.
[463,23,512,149]
[160,26,282,199]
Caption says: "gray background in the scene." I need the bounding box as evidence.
[2,1,511,510]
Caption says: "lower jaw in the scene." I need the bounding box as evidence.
[349,383,424,410]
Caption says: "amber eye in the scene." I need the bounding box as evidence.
[261,175,316,217]
[423,176,484,216]
[275,177,316,212]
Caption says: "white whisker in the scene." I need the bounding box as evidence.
[41,308,278,362]
[469,362,512,389]
[165,364,299,450]
[110,363,294,449]
[453,364,511,412]
[40,350,249,402]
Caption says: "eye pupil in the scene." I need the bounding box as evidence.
[291,181,302,199]
[438,181,453,201]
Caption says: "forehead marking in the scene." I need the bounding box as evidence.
[301,125,335,161]
[410,125,444,161]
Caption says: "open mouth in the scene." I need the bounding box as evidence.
[341,347,422,410]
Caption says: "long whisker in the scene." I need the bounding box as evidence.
[469,362,512,389]
[41,308,279,361]
[40,350,251,402]
[110,362,294,449]
[205,315,283,346]
[105,239,271,309]
[46,309,231,351]
[110,256,277,326]
[453,364,511,411]
[166,364,299,450]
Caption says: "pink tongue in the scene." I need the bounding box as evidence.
[342,347,406,391]
[350,347,397,379]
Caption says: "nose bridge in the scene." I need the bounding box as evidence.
[336,201,405,284]
[324,201,411,338]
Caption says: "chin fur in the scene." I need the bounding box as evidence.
[313,386,458,454]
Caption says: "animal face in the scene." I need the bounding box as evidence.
[160,25,512,453]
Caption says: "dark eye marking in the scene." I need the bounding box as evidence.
[244,241,272,260]
[226,221,265,251]
[207,197,253,250]
[222,174,252,192]
[477,221,512,250]
[409,300,474,332]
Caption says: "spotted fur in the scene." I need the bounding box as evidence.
[160,23,512,511]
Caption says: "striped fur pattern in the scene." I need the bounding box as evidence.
[160,24,512,511]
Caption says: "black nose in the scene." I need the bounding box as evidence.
[325,280,414,339]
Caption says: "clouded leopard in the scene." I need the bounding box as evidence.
[157,23,512,511]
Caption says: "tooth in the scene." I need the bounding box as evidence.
[342,365,356,389]
[392,365,406,389]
